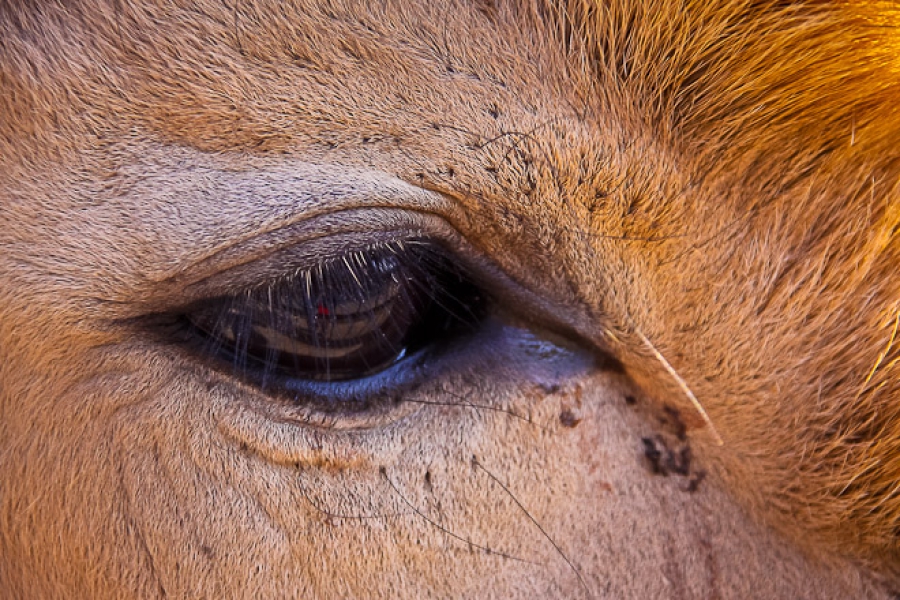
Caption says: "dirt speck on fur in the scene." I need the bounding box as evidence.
[559,408,582,428]
[641,435,705,492]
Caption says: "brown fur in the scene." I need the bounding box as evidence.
[2,0,900,597]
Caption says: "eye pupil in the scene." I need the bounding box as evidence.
[184,240,484,390]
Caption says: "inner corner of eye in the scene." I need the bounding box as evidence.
[178,238,488,394]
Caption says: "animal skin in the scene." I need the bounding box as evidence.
[2,0,900,597]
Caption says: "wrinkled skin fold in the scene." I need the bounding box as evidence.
[2,1,900,598]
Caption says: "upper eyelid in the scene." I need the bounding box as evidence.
[149,213,474,312]
[90,154,473,316]
[175,234,443,309]
[136,162,461,284]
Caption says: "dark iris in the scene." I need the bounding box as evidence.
[184,240,485,386]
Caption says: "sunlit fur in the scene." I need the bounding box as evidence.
[2,0,900,597]
[559,0,900,559]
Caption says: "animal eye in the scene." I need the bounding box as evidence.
[179,239,487,406]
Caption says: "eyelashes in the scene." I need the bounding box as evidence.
[179,238,487,401]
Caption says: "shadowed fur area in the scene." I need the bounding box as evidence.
[2,0,900,597]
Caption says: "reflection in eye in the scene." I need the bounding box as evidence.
[183,239,487,395]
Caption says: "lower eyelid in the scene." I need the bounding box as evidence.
[280,350,429,402]
[203,346,439,432]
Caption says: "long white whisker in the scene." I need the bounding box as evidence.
[633,328,724,447]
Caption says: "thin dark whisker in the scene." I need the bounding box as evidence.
[472,458,592,598]
[405,396,547,430]
[428,120,562,180]
[560,225,684,243]
[379,467,534,565]
[296,480,406,521]
[659,205,763,267]
[418,388,548,431]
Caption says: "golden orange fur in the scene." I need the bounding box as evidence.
[2,0,900,597]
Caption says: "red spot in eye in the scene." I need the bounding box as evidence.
[316,304,330,317]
